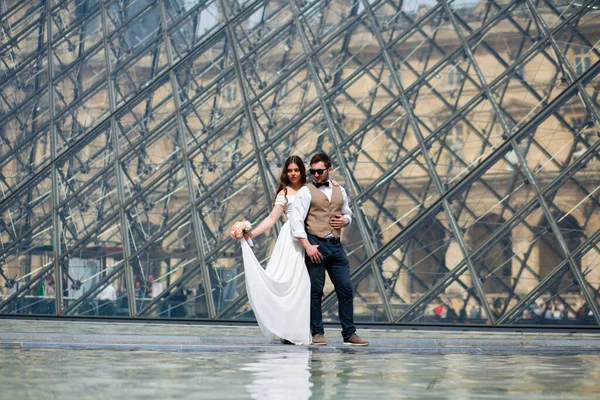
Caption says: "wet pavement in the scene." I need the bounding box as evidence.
[1,319,599,354]
[1,320,599,399]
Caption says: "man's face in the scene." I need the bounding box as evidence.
[310,161,331,183]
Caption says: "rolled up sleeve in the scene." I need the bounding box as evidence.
[291,187,311,239]
[340,187,353,227]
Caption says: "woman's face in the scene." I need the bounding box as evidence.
[287,163,301,185]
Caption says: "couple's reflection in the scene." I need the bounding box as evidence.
[243,349,313,399]
[243,349,361,399]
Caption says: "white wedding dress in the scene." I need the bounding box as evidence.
[240,194,311,345]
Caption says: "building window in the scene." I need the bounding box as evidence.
[505,149,518,171]
[445,124,464,173]
[448,68,464,86]
[571,117,594,161]
[385,141,401,164]
[387,69,400,90]
[226,86,237,102]
[467,214,513,295]
[385,126,406,163]
[279,82,289,98]
[574,47,591,75]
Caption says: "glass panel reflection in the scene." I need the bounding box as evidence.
[0,0,598,326]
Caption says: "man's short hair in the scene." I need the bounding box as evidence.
[310,152,332,168]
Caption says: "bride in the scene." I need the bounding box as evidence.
[239,156,310,345]
[239,156,338,345]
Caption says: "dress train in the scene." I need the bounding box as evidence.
[241,220,311,345]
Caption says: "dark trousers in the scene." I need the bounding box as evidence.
[305,234,356,340]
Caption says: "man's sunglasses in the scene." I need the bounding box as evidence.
[309,168,327,175]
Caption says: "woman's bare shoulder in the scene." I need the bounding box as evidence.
[284,186,300,195]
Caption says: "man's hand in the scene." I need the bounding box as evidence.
[305,244,323,264]
[330,214,347,229]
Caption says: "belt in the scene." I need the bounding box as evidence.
[313,235,340,244]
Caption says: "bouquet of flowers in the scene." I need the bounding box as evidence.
[230,219,253,247]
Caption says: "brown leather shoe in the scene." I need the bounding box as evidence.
[343,334,369,346]
[311,334,327,346]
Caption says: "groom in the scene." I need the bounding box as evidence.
[291,153,369,346]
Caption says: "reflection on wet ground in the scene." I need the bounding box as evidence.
[1,320,599,399]
[2,348,600,399]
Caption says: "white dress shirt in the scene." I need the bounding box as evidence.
[290,180,353,239]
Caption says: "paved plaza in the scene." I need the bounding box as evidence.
[1,319,599,354]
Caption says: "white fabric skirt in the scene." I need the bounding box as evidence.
[241,221,311,345]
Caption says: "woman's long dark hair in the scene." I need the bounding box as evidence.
[274,155,307,205]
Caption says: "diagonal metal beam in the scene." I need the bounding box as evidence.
[351,0,591,206]
[360,0,497,322]
[522,0,600,321]
[46,0,65,314]
[217,0,275,213]
[499,226,600,325]
[400,135,600,322]
[439,0,600,324]
[1,0,598,328]
[350,59,600,323]
[101,1,136,316]
[157,0,216,318]
[286,0,395,322]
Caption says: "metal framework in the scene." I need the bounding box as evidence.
[0,0,599,326]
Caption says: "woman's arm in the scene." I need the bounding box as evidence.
[245,204,285,239]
